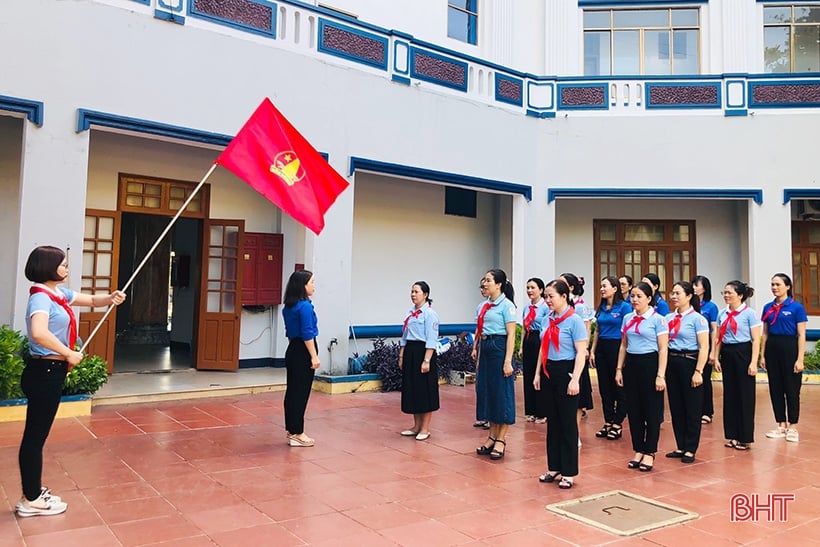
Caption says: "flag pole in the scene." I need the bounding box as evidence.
[79,163,218,353]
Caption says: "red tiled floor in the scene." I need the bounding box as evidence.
[1,381,818,545]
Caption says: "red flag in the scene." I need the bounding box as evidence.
[215,98,349,235]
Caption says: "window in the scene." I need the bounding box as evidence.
[118,173,208,218]
[583,8,700,75]
[445,187,477,218]
[594,220,696,295]
[448,0,478,44]
[764,4,820,73]
[792,221,820,313]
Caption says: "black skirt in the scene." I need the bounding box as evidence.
[401,341,440,414]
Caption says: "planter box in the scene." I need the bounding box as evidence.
[312,373,382,394]
[448,371,476,386]
[0,394,92,423]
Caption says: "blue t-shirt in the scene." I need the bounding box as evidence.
[521,299,549,332]
[699,300,719,325]
[283,299,318,340]
[26,285,77,357]
[540,307,588,361]
[478,294,517,335]
[401,305,440,349]
[761,298,808,336]
[717,305,761,344]
[654,296,670,316]
[596,300,632,340]
[665,308,709,352]
[622,309,668,354]
[573,297,595,323]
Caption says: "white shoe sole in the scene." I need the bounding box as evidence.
[16,502,67,517]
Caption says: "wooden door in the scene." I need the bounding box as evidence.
[195,219,244,370]
[79,209,121,373]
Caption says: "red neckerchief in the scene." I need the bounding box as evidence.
[667,307,695,341]
[29,285,77,350]
[476,299,497,338]
[523,300,541,337]
[719,304,746,341]
[623,309,653,336]
[403,307,424,334]
[761,298,790,326]
[540,306,575,377]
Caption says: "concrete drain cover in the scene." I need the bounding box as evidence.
[546,490,698,536]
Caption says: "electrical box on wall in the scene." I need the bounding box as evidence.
[242,232,284,306]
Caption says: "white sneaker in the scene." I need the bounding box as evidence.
[16,489,67,517]
[766,427,786,439]
[785,429,799,443]
[14,487,62,513]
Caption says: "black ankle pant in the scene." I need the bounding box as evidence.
[284,338,316,435]
[765,335,802,424]
[721,342,756,443]
[666,353,704,453]
[623,352,663,455]
[18,358,67,501]
[595,338,626,425]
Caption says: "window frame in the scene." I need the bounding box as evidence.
[792,220,820,314]
[763,3,820,73]
[447,0,478,45]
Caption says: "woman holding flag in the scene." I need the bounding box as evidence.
[17,246,126,517]
[714,280,761,451]
[534,279,588,489]
[474,269,516,460]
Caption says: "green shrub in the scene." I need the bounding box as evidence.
[0,325,27,400]
[63,353,109,396]
[804,348,820,372]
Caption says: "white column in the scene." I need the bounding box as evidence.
[720,0,756,73]
[544,0,579,75]
[510,194,527,301]
[747,198,791,310]
[14,107,90,331]
[489,0,514,66]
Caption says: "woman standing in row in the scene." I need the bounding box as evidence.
[18,246,126,517]
[399,281,440,441]
[619,275,634,303]
[643,273,670,315]
[761,273,806,444]
[616,281,668,472]
[534,279,588,489]
[560,273,594,429]
[590,276,631,441]
[519,278,548,423]
[692,275,719,425]
[664,282,709,464]
[472,277,490,430]
[475,269,517,460]
[715,280,761,451]
[282,270,321,447]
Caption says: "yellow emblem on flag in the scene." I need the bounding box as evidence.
[270,151,305,186]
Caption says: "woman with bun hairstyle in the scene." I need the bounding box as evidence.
[692,275,719,425]
[761,273,807,444]
[715,280,761,451]
[642,273,670,315]
[519,277,548,423]
[590,276,631,441]
[560,273,594,432]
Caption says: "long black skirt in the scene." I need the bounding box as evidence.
[401,341,440,414]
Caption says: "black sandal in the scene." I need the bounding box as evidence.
[476,437,496,455]
[606,424,622,440]
[539,472,561,483]
[639,453,655,472]
[489,439,506,460]
[596,424,611,438]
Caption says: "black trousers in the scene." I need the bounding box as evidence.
[765,335,802,424]
[284,338,316,435]
[623,352,663,455]
[721,342,756,443]
[666,354,704,453]
[544,359,579,477]
[595,338,626,425]
[521,332,544,417]
[701,362,715,417]
[18,359,67,501]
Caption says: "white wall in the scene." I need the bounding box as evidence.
[0,117,23,324]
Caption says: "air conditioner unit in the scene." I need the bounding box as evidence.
[798,199,820,219]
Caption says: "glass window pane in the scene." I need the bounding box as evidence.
[644,30,672,75]
[764,26,791,73]
[222,292,235,312]
[613,30,640,74]
[599,223,616,241]
[99,217,114,239]
[99,241,112,251]
[126,195,142,207]
[145,197,161,208]
[82,253,94,277]
[808,224,820,244]
[448,7,468,41]
[584,10,610,28]
[210,227,223,246]
[673,224,689,242]
[207,292,220,312]
[449,0,469,10]
[145,184,162,196]
[672,29,699,74]
[209,258,222,278]
[96,256,111,277]
[671,9,698,27]
[794,7,820,24]
[794,26,820,72]
[625,224,664,241]
[584,31,611,75]
[764,6,792,24]
[84,217,96,238]
[614,9,668,28]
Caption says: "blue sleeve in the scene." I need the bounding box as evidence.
[299,301,319,339]
[62,288,76,304]
[655,314,669,336]
[796,303,808,323]
[571,316,588,343]
[501,302,517,325]
[425,309,440,349]
[656,299,670,315]
[28,293,51,316]
[694,314,709,334]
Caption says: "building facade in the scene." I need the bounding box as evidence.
[1,0,818,373]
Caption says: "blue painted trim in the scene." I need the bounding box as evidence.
[749,80,820,108]
[644,82,721,109]
[494,73,524,107]
[187,0,276,39]
[349,157,532,200]
[392,75,411,85]
[547,188,764,205]
[409,47,469,92]
[527,82,555,109]
[154,9,185,24]
[783,189,820,204]
[724,109,748,117]
[131,0,150,4]
[580,0,706,4]
[527,110,556,118]
[808,329,820,342]
[350,323,476,339]
[0,94,44,126]
[158,0,183,12]
[557,83,609,111]
[77,109,233,146]
[317,19,388,70]
[393,40,410,75]
[0,394,91,407]
[411,37,526,79]
[314,372,380,383]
